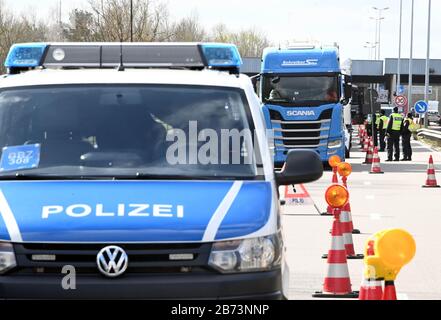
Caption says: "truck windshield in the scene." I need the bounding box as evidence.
[262,75,339,106]
[0,85,260,180]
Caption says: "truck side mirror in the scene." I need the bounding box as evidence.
[275,150,323,186]
[342,75,352,105]
[344,84,352,100]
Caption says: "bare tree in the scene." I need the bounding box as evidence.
[209,24,270,57]
[0,1,48,72]
[0,0,270,74]
[210,23,232,43]
[169,13,206,42]
[230,28,270,57]
[64,9,96,41]
[87,0,172,41]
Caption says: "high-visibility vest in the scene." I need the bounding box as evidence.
[375,113,381,127]
[378,115,389,129]
[405,118,417,132]
[390,113,403,131]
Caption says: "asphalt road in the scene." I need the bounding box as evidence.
[281,132,441,300]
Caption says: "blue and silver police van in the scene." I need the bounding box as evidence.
[260,45,352,167]
[0,42,323,299]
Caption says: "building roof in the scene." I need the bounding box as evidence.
[385,58,441,76]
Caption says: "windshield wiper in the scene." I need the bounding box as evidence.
[266,98,290,103]
[0,172,259,181]
[0,173,118,181]
[132,173,255,181]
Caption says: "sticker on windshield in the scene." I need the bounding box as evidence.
[0,144,41,172]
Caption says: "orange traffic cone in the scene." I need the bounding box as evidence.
[313,208,358,298]
[358,128,364,142]
[359,279,383,300]
[422,155,440,188]
[320,171,339,216]
[340,203,363,259]
[362,135,370,152]
[359,131,364,146]
[370,147,384,174]
[322,202,363,259]
[340,176,360,234]
[363,138,373,164]
[382,281,397,300]
[345,201,360,234]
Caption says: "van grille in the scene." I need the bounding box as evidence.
[12,243,213,275]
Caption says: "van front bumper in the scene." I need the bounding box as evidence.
[0,269,282,300]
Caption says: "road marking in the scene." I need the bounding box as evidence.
[369,213,382,220]
[414,140,438,153]
[365,195,375,200]
[363,181,372,186]
[397,293,409,300]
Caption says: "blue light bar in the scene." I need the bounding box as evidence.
[4,43,47,68]
[201,44,242,69]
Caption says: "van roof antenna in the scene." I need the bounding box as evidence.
[117,41,125,72]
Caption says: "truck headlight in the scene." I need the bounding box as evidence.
[208,234,282,273]
[0,242,16,275]
[328,139,342,149]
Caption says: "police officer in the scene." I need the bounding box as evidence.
[373,111,381,147]
[386,107,404,162]
[377,110,389,152]
[401,113,414,161]
[366,115,373,137]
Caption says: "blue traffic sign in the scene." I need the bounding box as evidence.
[414,100,428,114]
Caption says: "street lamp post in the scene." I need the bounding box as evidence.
[372,6,389,60]
[397,0,403,95]
[130,0,133,42]
[408,0,415,115]
[365,42,378,60]
[424,0,432,128]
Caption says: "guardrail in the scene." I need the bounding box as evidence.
[417,128,441,141]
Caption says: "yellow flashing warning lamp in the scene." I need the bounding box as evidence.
[325,184,349,209]
[364,229,416,281]
[328,155,342,168]
[337,162,352,177]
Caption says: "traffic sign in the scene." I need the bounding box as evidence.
[414,100,428,114]
[394,95,408,107]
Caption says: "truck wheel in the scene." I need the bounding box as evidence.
[345,147,350,159]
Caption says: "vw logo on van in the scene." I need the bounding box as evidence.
[96,246,129,278]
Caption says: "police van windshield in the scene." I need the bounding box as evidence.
[0,85,261,180]
[262,75,339,106]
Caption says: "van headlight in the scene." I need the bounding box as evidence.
[328,139,342,149]
[208,234,282,273]
[0,243,17,275]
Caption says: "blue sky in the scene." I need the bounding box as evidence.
[5,0,441,61]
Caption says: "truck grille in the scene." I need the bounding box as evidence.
[269,109,332,149]
[13,243,213,275]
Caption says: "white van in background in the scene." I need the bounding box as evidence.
[343,103,352,158]
[427,101,440,124]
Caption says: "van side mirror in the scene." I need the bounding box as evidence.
[275,150,323,186]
